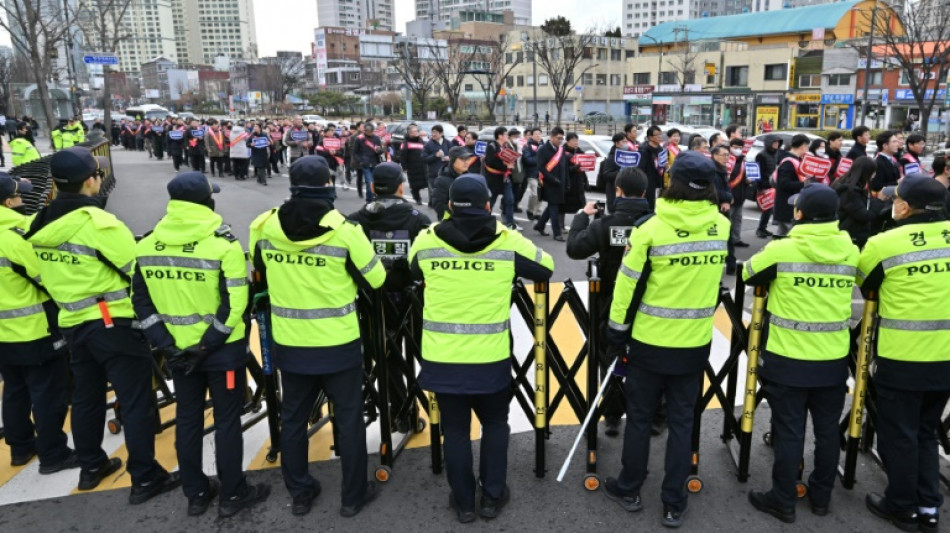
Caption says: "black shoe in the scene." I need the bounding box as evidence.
[449,492,477,524]
[340,481,379,517]
[78,457,123,491]
[605,417,621,438]
[533,224,548,236]
[734,241,751,248]
[603,477,643,513]
[756,229,773,238]
[514,207,523,213]
[526,212,536,221]
[129,470,182,505]
[662,502,688,528]
[187,478,219,516]
[726,264,737,276]
[10,451,36,467]
[748,490,795,523]
[478,485,510,519]
[39,451,81,474]
[866,493,918,532]
[219,483,271,518]
[920,511,939,533]
[808,495,829,517]
[553,235,565,242]
[291,483,321,516]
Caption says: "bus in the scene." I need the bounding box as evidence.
[124,104,170,122]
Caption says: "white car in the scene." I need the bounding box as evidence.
[577,135,616,189]
[301,114,328,127]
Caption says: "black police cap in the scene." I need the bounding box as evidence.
[670,151,716,189]
[788,183,839,221]
[898,174,948,211]
[50,147,110,184]
[0,173,34,201]
[449,173,490,208]
[289,155,331,188]
[372,162,403,195]
[167,171,220,203]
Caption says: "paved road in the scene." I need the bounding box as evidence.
[0,147,903,531]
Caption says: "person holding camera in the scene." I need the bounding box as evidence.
[133,172,270,518]
[566,167,652,437]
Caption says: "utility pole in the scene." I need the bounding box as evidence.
[62,0,81,117]
[859,3,879,126]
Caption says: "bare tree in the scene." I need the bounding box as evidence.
[864,1,950,136]
[0,52,12,116]
[476,36,521,122]
[0,0,72,136]
[391,43,439,117]
[71,0,134,132]
[427,39,480,119]
[262,55,306,106]
[668,29,699,90]
[534,17,597,125]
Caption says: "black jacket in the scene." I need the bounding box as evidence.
[431,164,462,221]
[600,146,621,188]
[755,146,779,191]
[522,139,540,179]
[537,141,567,204]
[566,197,651,299]
[827,148,842,179]
[399,136,428,189]
[728,154,746,205]
[637,143,663,195]
[347,197,432,290]
[835,184,879,247]
[483,140,509,196]
[871,153,901,192]
[562,146,588,212]
[422,138,452,180]
[845,142,867,160]
[354,134,383,168]
[774,155,804,222]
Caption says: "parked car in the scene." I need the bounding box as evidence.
[301,114,328,127]
[576,134,615,190]
[476,125,521,142]
[389,121,459,153]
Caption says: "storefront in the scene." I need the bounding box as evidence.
[714,93,753,130]
[819,93,854,130]
[754,93,785,135]
[788,93,821,129]
[893,89,945,131]
[651,93,714,126]
[623,85,654,125]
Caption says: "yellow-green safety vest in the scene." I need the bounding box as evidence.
[857,219,950,363]
[743,221,859,361]
[409,221,555,365]
[249,208,386,348]
[609,198,730,348]
[134,200,248,350]
[51,129,63,151]
[28,206,136,328]
[0,207,52,342]
[10,138,41,168]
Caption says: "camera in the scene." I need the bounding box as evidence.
[594,201,605,218]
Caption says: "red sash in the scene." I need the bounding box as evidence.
[210,130,224,149]
[454,136,464,145]
[405,142,424,150]
[229,132,247,147]
[625,140,638,152]
[728,162,745,189]
[544,144,564,173]
[668,143,680,157]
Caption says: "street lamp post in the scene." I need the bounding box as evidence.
[521,31,539,125]
[639,34,665,125]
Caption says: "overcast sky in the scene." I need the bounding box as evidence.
[0,0,621,56]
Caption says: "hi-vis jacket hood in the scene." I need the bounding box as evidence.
[0,205,28,232]
[28,202,120,248]
[255,205,347,250]
[653,197,722,232]
[788,221,856,265]
[152,200,223,246]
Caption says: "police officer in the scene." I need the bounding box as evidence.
[132,172,270,517]
[566,167,652,437]
[25,147,180,502]
[0,174,78,474]
[742,184,859,523]
[51,119,67,151]
[603,151,729,528]
[249,156,386,517]
[409,174,554,523]
[348,162,432,432]
[10,122,41,168]
[63,117,85,148]
[859,175,950,533]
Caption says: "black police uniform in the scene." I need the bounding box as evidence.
[347,163,432,430]
[566,195,651,428]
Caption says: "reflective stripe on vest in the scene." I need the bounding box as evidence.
[744,261,756,278]
[138,312,231,333]
[0,303,45,319]
[225,277,247,287]
[258,239,347,258]
[882,248,950,270]
[271,301,356,320]
[777,263,856,276]
[880,318,950,331]
[649,240,727,257]
[423,319,510,335]
[619,263,641,281]
[415,248,515,261]
[638,303,716,319]
[35,242,98,257]
[608,319,630,331]
[769,314,850,332]
[360,256,380,276]
[58,288,127,311]
[136,256,222,270]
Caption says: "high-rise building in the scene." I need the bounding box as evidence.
[317,0,395,31]
[116,0,179,75]
[414,0,530,27]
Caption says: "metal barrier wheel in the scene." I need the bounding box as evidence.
[796,482,808,499]
[375,465,393,483]
[763,432,772,447]
[265,450,279,463]
[686,476,704,494]
[583,474,601,492]
[413,417,427,434]
[107,419,122,435]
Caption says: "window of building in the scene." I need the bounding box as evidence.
[583,47,593,59]
[827,73,851,86]
[798,74,821,88]
[596,73,607,85]
[726,65,748,87]
[868,70,883,85]
[539,74,548,85]
[633,72,650,84]
[611,49,622,61]
[506,76,514,88]
[610,73,621,86]
[597,48,607,60]
[659,71,676,85]
[582,72,593,85]
[465,84,473,91]
[764,64,786,81]
[517,75,524,86]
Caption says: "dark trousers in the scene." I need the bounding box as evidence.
[254,166,267,184]
[763,381,846,509]
[875,385,950,513]
[515,179,528,207]
[172,154,183,171]
[604,178,616,214]
[280,366,367,506]
[65,323,162,485]
[174,368,248,500]
[536,202,562,237]
[209,156,226,176]
[269,149,281,174]
[152,139,164,160]
[190,152,205,172]
[0,354,71,465]
[232,158,248,180]
[758,207,773,232]
[223,155,232,174]
[362,167,376,202]
[617,365,702,512]
[436,388,510,510]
